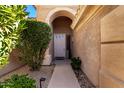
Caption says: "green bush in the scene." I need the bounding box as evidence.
[0,5,28,67]
[0,74,36,88]
[18,20,52,71]
[71,57,81,70]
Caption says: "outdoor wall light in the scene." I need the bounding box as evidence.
[40,77,46,88]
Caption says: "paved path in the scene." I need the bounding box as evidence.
[48,60,80,88]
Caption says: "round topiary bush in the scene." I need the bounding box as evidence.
[18,20,52,71]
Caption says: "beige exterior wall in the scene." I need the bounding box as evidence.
[100,6,124,87]
[35,5,78,22]
[71,5,121,87]
[72,17,101,86]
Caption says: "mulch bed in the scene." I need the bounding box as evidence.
[73,69,96,88]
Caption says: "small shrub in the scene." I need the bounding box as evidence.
[71,57,81,70]
[0,74,36,88]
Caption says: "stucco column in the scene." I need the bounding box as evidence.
[42,45,52,65]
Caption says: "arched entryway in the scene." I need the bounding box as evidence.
[43,7,76,62]
[45,7,76,25]
[52,16,73,60]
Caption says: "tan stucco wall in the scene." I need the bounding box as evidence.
[72,5,118,87]
[35,5,78,22]
[73,18,100,86]
[100,6,124,87]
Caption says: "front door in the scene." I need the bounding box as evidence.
[54,34,66,58]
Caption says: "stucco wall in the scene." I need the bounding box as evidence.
[100,6,124,87]
[36,5,78,22]
[73,14,101,86]
[73,6,118,87]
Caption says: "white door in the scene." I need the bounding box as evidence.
[54,34,66,58]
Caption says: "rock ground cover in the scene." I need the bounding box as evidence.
[73,69,95,88]
[0,65,55,88]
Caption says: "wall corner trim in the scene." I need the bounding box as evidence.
[71,5,104,31]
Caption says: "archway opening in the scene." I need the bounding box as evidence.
[52,16,73,60]
[45,7,76,25]
[44,8,75,62]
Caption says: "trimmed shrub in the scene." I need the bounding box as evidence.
[18,20,52,71]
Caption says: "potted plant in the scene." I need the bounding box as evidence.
[71,57,81,70]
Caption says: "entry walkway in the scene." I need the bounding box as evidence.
[48,60,80,88]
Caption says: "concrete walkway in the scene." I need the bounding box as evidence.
[48,60,80,88]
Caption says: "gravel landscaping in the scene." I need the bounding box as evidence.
[0,64,55,88]
[73,69,95,88]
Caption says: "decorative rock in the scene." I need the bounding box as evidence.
[72,67,95,88]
